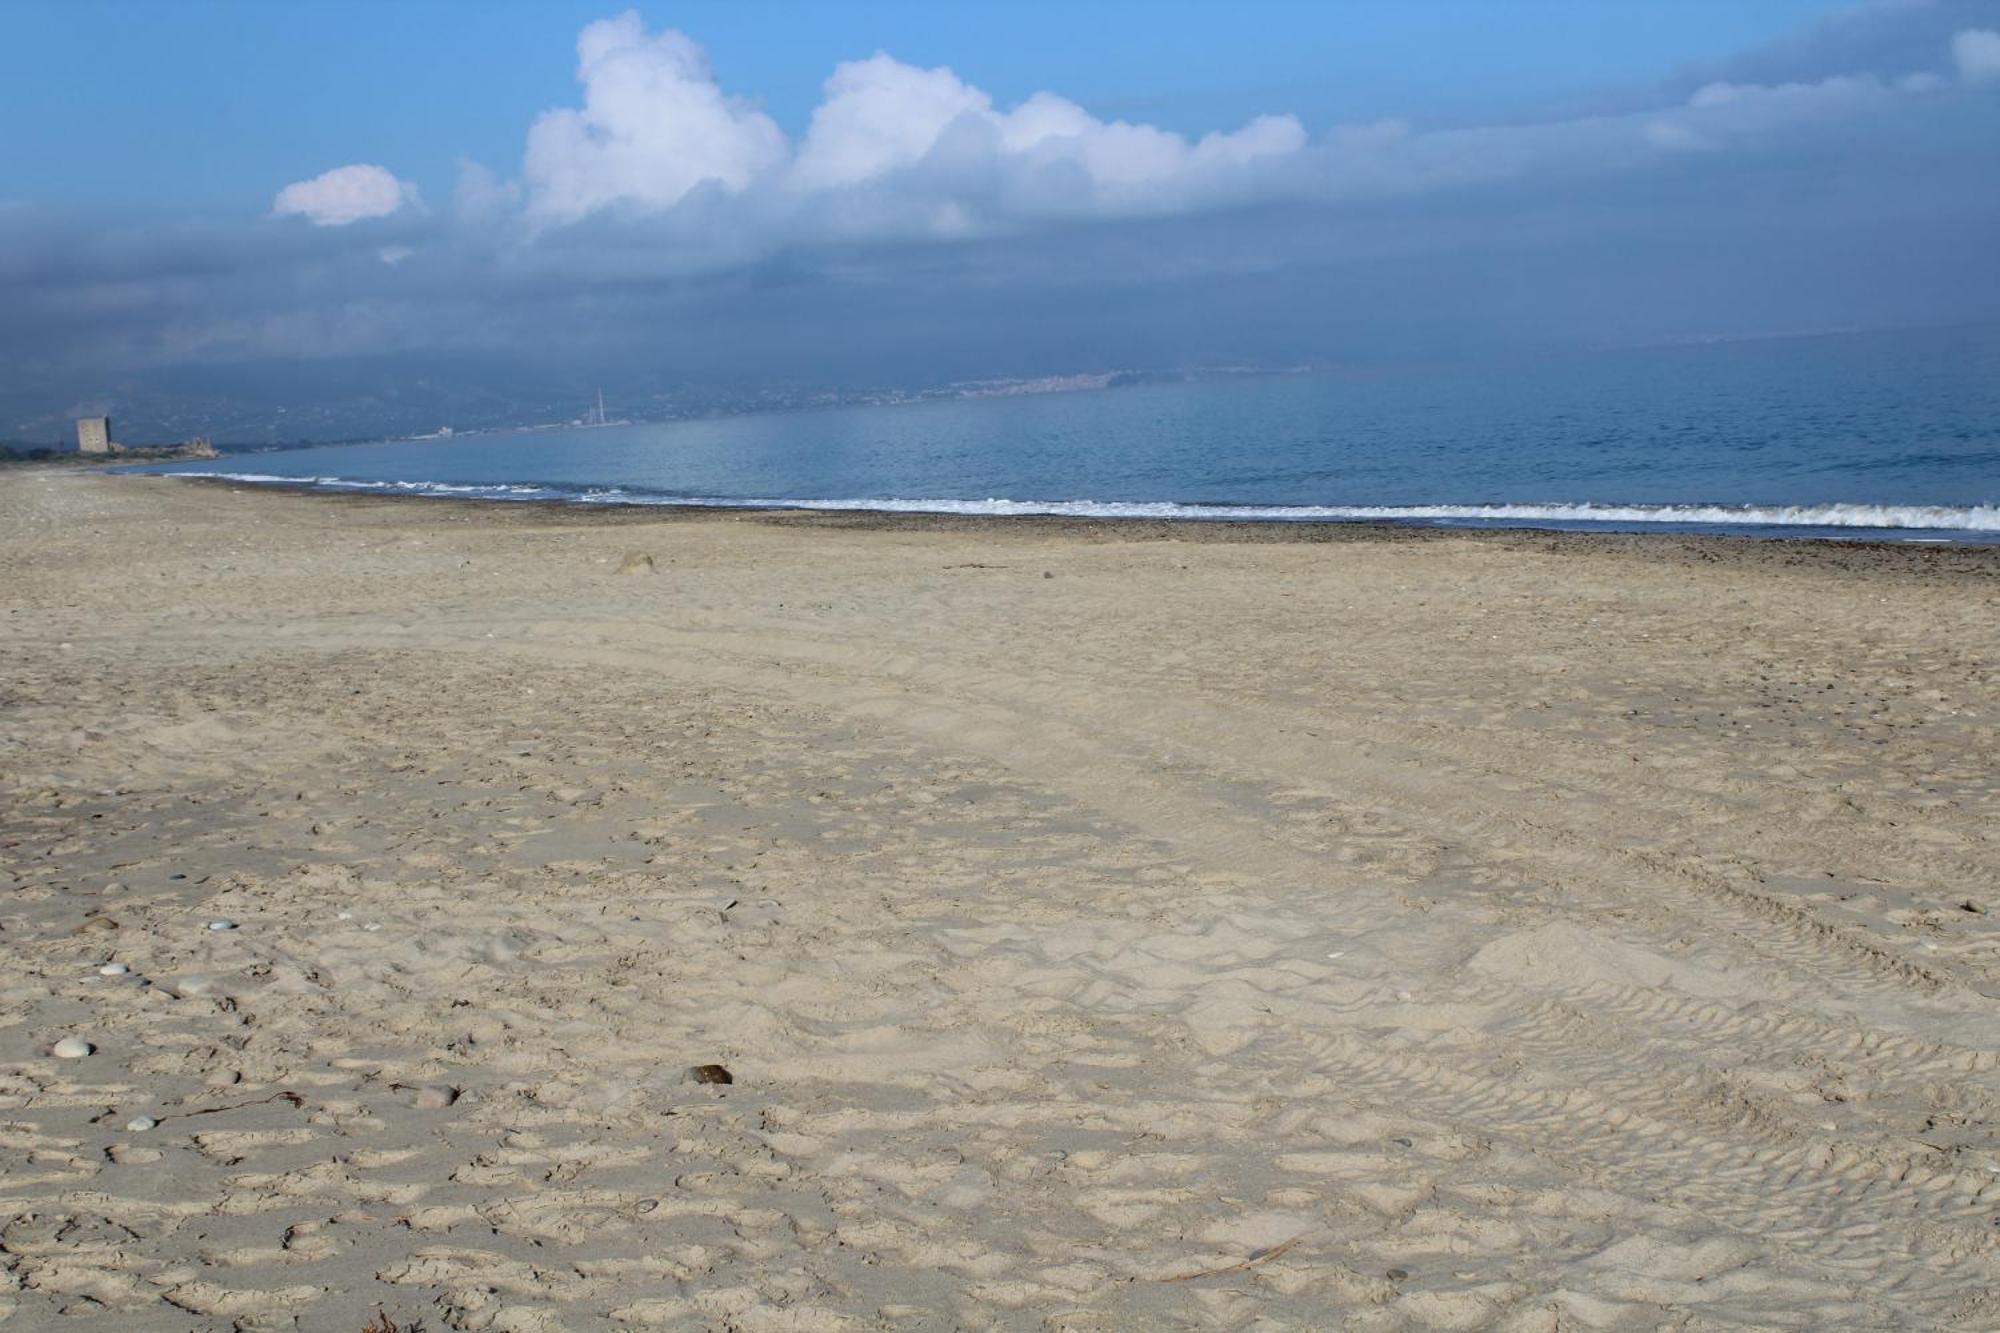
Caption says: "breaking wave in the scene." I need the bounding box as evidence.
[153,472,2000,536]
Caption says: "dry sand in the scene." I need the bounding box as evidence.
[2,468,1997,1330]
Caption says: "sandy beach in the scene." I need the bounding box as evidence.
[2,467,1997,1330]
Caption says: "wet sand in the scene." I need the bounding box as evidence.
[3,468,1997,1329]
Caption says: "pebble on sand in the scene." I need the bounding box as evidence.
[618,550,656,575]
[686,1063,734,1085]
[98,962,130,976]
[125,1115,158,1132]
[410,1083,459,1110]
[51,1037,94,1059]
[207,919,239,931]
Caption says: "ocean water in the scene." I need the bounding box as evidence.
[132,324,2000,541]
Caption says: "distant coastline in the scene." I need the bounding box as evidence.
[13,362,1323,457]
[363,364,1315,453]
[0,439,216,467]
[17,320,1990,455]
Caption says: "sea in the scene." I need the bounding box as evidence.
[129,324,2000,542]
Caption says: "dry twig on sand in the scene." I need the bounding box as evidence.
[1161,1234,1306,1282]
[361,1312,420,1333]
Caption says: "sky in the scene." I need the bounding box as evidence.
[4,0,1999,439]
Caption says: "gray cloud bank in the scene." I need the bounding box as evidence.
[6,1,2000,440]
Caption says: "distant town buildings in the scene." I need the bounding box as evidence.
[76,417,112,454]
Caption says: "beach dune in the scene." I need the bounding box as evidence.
[2,470,1996,1329]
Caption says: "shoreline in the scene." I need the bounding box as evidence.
[154,469,2000,574]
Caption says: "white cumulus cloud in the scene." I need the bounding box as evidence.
[793,54,1305,214]
[272,164,418,226]
[522,11,787,222]
[1952,28,2000,81]
[791,54,992,191]
[515,11,1305,231]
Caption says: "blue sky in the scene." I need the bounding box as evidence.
[3,0,1999,439]
[7,0,1853,212]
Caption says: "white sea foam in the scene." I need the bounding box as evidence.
[156,471,2000,534]
[170,473,566,499]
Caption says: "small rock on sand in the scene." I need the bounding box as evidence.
[71,916,118,935]
[686,1063,733,1085]
[617,551,655,575]
[207,919,238,931]
[125,1116,158,1132]
[410,1083,460,1110]
[98,962,130,976]
[52,1037,94,1059]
